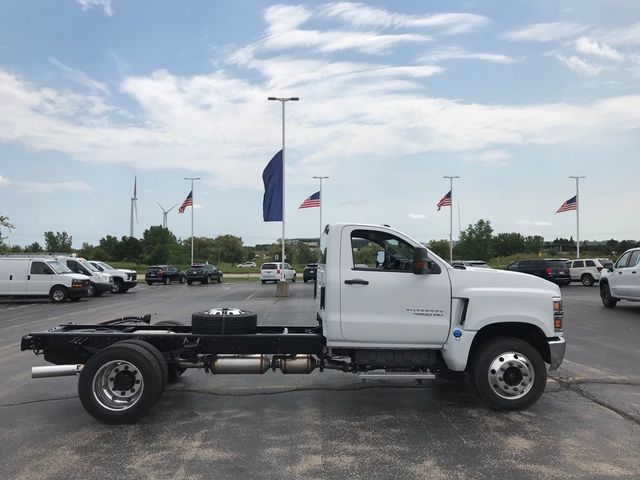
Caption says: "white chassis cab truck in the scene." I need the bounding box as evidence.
[21,223,566,423]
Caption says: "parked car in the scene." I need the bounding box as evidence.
[451,260,492,269]
[565,258,608,286]
[600,247,640,308]
[237,261,257,268]
[89,261,137,293]
[505,259,571,286]
[186,263,223,285]
[303,263,318,282]
[260,262,296,283]
[145,265,185,285]
[0,256,90,303]
[55,255,113,297]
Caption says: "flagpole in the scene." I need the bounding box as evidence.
[443,176,460,262]
[268,96,299,285]
[313,176,329,249]
[569,176,586,258]
[184,177,200,265]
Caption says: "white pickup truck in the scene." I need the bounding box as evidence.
[22,223,565,423]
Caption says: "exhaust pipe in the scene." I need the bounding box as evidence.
[208,355,271,374]
[32,365,83,379]
[274,355,318,374]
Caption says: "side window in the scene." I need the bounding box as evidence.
[30,261,52,275]
[508,262,519,270]
[285,263,292,270]
[585,260,596,267]
[351,229,414,272]
[629,251,640,267]
[615,252,632,269]
[573,260,584,268]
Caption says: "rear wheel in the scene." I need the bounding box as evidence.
[600,283,618,308]
[147,281,153,286]
[163,276,170,285]
[78,343,164,423]
[471,337,546,411]
[581,273,595,286]
[218,274,223,283]
[49,286,68,303]
[179,275,185,284]
[115,340,168,392]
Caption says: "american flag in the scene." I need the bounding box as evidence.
[299,191,320,209]
[437,190,451,211]
[556,195,577,213]
[178,191,193,213]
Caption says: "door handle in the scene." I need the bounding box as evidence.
[632,271,637,274]
[344,279,369,285]
[28,274,31,280]
[618,271,623,274]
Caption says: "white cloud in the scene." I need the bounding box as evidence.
[0,175,92,193]
[49,57,109,94]
[467,150,511,166]
[259,5,431,55]
[517,220,553,227]
[556,54,603,76]
[321,2,489,34]
[599,21,640,46]
[574,37,623,61]
[503,22,588,42]
[409,213,426,219]
[419,46,514,64]
[76,0,114,17]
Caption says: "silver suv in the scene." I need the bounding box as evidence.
[599,248,640,307]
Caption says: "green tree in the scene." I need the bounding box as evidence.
[0,214,15,246]
[457,219,494,261]
[142,226,178,264]
[212,235,244,263]
[117,236,143,263]
[98,235,120,260]
[493,232,525,257]
[428,239,450,259]
[44,231,73,253]
[524,235,545,254]
[24,242,43,253]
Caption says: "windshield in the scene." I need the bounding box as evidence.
[79,259,99,272]
[47,260,72,274]
[99,261,114,270]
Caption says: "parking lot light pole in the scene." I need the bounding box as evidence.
[443,176,460,262]
[184,177,201,265]
[268,96,299,287]
[313,176,329,248]
[570,176,586,258]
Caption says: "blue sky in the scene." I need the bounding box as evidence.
[1,0,639,247]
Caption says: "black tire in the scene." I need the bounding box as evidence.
[291,274,296,283]
[600,282,618,308]
[218,274,223,284]
[179,275,185,284]
[204,275,210,285]
[187,280,193,285]
[470,337,547,411]
[122,287,130,293]
[87,283,97,297]
[191,308,257,335]
[115,340,168,392]
[112,278,124,293]
[147,281,153,286]
[163,276,170,285]
[154,320,188,380]
[49,285,68,303]
[261,280,266,284]
[581,274,594,287]
[78,343,164,423]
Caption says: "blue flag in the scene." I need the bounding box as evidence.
[262,150,283,221]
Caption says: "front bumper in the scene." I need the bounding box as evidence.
[124,281,137,289]
[94,283,113,293]
[548,337,566,370]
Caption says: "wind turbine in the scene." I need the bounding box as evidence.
[157,201,179,229]
[129,176,138,237]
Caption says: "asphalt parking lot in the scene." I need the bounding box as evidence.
[1,282,639,480]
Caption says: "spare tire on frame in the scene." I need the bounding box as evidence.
[191,307,258,335]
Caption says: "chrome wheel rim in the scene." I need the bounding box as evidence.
[92,360,144,411]
[52,290,65,301]
[487,351,534,400]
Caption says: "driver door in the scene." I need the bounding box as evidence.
[339,226,451,347]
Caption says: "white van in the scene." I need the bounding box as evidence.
[54,256,113,297]
[0,256,91,303]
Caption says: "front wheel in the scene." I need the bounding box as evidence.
[218,274,223,284]
[163,276,170,285]
[471,337,546,411]
[50,286,68,303]
[87,284,97,297]
[112,279,124,293]
[179,275,185,284]
[600,283,618,308]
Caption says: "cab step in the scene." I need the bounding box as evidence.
[358,371,436,382]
